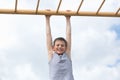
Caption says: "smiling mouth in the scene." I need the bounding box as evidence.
[57,48,63,51]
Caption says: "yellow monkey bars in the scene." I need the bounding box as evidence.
[0,0,120,17]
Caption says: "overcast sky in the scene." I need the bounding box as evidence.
[0,0,120,80]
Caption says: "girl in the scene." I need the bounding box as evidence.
[45,15,74,80]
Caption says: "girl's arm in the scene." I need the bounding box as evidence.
[65,16,71,58]
[45,15,53,60]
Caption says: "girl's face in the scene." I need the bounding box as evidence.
[53,40,66,55]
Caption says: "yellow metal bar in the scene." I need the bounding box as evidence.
[36,0,40,14]
[116,8,120,15]
[76,0,84,14]
[56,0,62,13]
[15,0,18,12]
[96,0,105,14]
[0,9,119,17]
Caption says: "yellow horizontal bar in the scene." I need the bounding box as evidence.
[0,9,119,17]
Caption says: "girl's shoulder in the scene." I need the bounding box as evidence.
[48,51,54,61]
[65,51,71,60]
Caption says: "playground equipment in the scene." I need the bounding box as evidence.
[0,0,119,17]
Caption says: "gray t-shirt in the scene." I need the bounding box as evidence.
[49,53,74,80]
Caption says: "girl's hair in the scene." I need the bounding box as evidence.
[53,37,67,47]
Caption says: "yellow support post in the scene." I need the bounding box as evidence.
[0,0,119,17]
[0,9,119,17]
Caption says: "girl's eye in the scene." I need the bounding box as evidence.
[56,44,65,47]
[61,45,64,47]
[57,44,59,46]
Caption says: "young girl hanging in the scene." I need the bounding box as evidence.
[45,15,74,80]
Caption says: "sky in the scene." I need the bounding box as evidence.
[0,0,120,80]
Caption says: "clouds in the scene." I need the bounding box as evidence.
[77,65,120,80]
[0,15,49,80]
[111,24,120,39]
[0,15,18,49]
[0,0,120,80]
[14,64,40,80]
[0,63,41,80]
[70,16,120,80]
[1,15,120,80]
